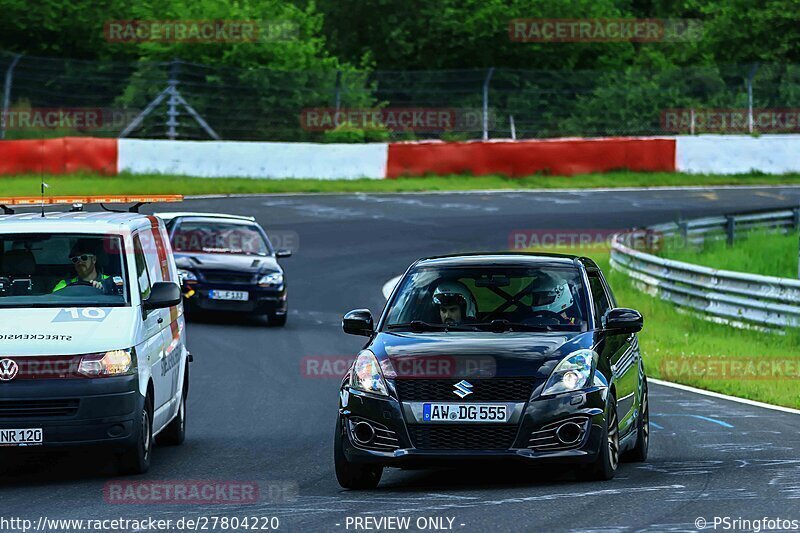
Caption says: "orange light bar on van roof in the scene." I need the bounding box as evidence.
[0,195,183,206]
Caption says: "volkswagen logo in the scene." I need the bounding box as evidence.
[453,379,473,399]
[0,359,19,382]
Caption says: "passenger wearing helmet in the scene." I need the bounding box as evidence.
[432,281,477,326]
[527,272,578,324]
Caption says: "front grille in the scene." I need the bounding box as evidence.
[395,378,536,402]
[0,399,79,419]
[200,271,255,284]
[528,416,590,452]
[408,425,518,450]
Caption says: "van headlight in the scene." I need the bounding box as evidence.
[78,349,136,377]
[350,350,388,396]
[258,272,284,287]
[542,349,597,396]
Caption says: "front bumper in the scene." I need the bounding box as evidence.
[0,375,142,448]
[183,282,287,314]
[338,385,607,468]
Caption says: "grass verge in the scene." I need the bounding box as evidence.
[658,229,799,279]
[528,244,800,409]
[2,171,800,196]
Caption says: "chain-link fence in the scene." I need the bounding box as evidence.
[2,50,800,142]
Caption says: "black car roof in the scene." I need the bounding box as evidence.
[414,252,591,269]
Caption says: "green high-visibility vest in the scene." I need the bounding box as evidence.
[52,274,110,293]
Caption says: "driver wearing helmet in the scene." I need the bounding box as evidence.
[52,239,113,293]
[527,272,578,324]
[433,280,478,326]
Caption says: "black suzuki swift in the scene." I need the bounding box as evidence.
[334,253,648,489]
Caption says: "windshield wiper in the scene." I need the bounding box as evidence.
[387,321,474,332]
[471,320,556,332]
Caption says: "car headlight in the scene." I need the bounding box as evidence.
[78,349,136,377]
[350,350,388,396]
[542,349,597,396]
[178,269,197,282]
[258,272,284,287]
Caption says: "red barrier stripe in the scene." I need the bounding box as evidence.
[386,138,676,178]
[0,137,117,175]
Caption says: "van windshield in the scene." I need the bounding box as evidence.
[0,234,130,308]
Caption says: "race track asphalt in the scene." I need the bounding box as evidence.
[2,187,800,533]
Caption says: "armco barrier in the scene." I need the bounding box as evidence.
[386,137,676,178]
[118,139,388,180]
[0,137,117,175]
[610,210,800,330]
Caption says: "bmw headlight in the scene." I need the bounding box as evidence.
[542,349,597,396]
[258,272,284,287]
[350,350,388,396]
[178,269,197,282]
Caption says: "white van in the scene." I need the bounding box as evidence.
[0,197,189,474]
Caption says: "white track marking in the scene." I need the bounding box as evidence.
[650,378,800,416]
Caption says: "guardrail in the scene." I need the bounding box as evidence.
[610,207,800,330]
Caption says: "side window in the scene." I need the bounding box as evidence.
[133,236,151,301]
[138,229,164,284]
[587,271,611,326]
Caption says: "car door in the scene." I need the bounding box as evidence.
[587,269,637,436]
[133,233,170,430]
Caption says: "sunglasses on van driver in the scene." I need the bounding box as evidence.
[70,254,95,264]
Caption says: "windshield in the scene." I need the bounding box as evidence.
[171,220,270,256]
[384,265,588,332]
[0,233,130,308]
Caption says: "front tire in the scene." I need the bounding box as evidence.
[582,393,619,481]
[118,394,153,475]
[334,416,383,489]
[624,379,649,463]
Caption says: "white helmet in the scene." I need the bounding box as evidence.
[530,273,574,313]
[433,281,477,319]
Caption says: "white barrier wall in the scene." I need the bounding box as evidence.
[676,135,800,174]
[118,139,389,179]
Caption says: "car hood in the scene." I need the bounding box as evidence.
[174,252,280,274]
[369,331,595,379]
[0,307,139,356]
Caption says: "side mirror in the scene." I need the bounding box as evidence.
[276,249,292,258]
[343,309,374,337]
[603,308,643,334]
[144,282,182,310]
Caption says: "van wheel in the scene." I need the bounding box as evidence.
[581,393,619,481]
[334,416,382,489]
[157,373,188,446]
[623,380,649,463]
[118,395,153,475]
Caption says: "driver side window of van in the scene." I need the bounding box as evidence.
[133,236,151,301]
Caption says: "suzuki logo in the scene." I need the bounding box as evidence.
[453,380,473,399]
[0,359,19,382]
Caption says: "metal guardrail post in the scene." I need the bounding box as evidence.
[678,221,689,248]
[725,215,736,246]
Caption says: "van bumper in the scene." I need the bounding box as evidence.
[0,375,142,447]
